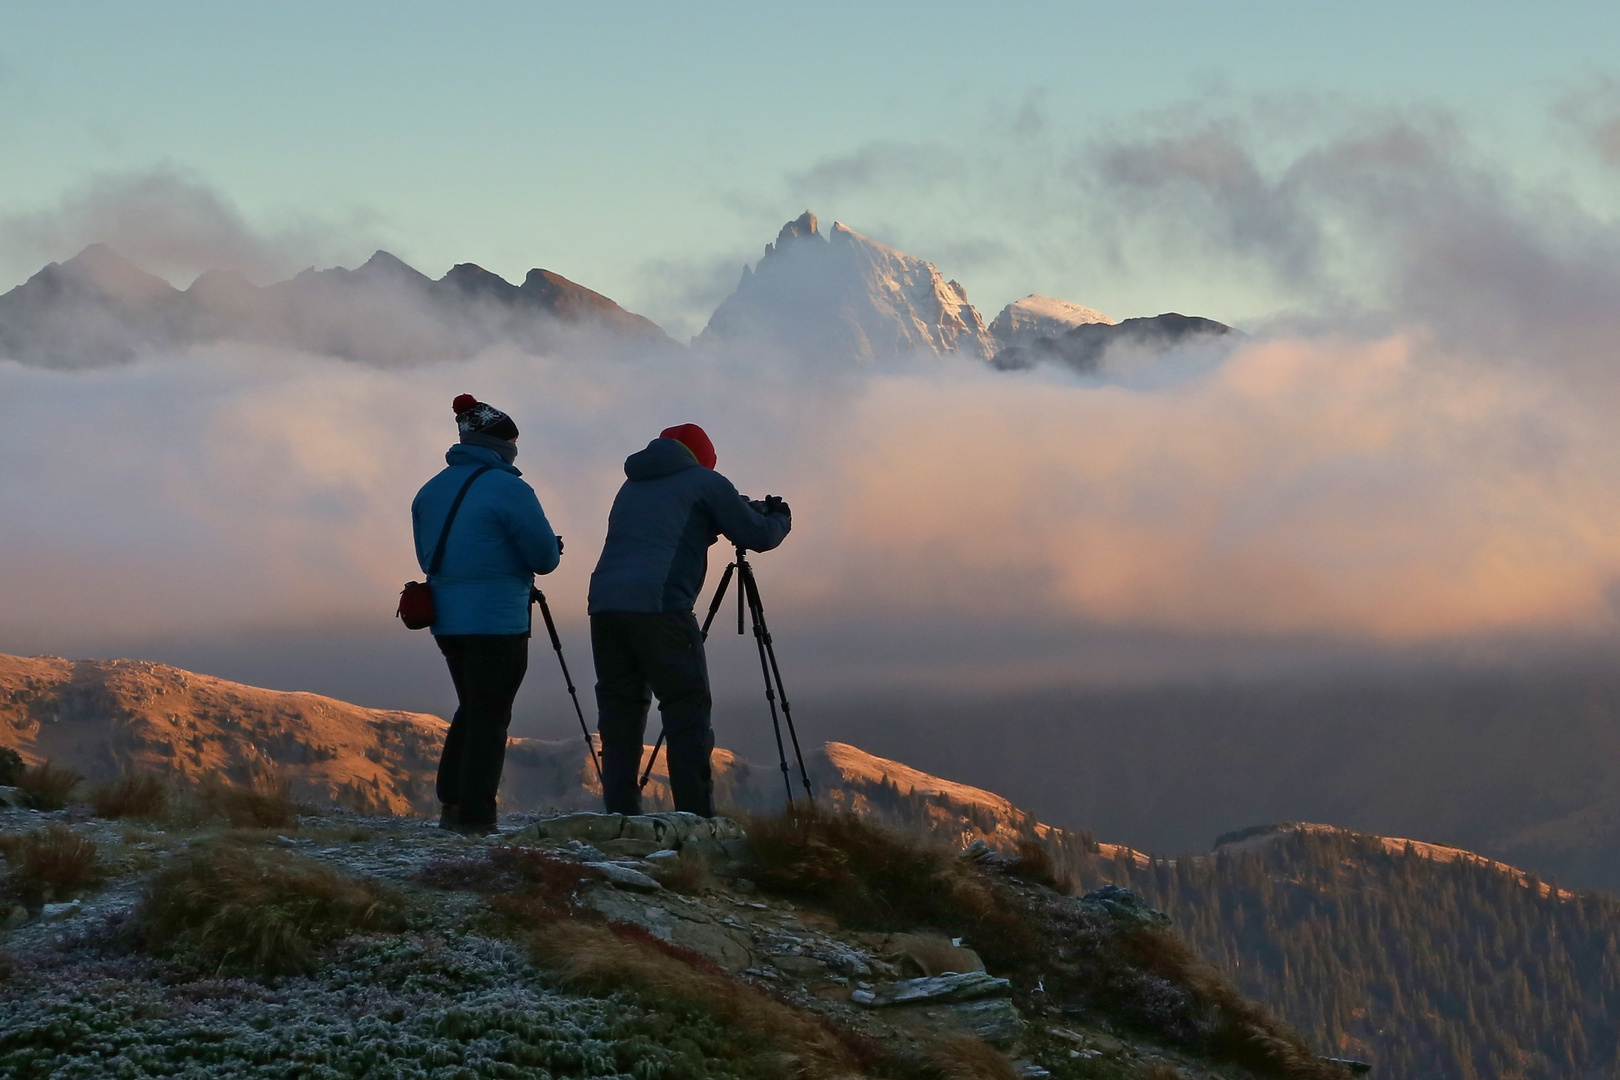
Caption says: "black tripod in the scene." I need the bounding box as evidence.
[639,544,814,806]
[531,588,602,784]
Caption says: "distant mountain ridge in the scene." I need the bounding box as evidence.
[0,244,672,367]
[1,213,1235,369]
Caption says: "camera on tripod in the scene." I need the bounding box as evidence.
[746,494,790,519]
[638,511,813,807]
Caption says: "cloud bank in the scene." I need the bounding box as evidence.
[5,112,1620,700]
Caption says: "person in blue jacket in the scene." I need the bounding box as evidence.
[412,394,560,834]
[588,423,791,817]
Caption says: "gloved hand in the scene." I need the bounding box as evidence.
[763,494,791,519]
[555,535,565,556]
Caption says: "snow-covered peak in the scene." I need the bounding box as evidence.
[699,213,994,360]
[989,293,1113,351]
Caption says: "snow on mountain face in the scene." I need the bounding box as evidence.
[988,294,1113,351]
[698,211,994,360]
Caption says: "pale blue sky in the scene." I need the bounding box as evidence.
[4,1,1618,335]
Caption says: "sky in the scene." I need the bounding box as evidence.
[5,2,1620,734]
[6,2,1620,337]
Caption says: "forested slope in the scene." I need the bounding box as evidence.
[1083,828,1620,1080]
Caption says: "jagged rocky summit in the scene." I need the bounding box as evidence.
[0,243,673,367]
[699,211,997,360]
[699,210,1238,371]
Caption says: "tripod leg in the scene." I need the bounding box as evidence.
[700,562,736,639]
[739,562,795,806]
[535,590,602,784]
[742,572,815,804]
[643,561,736,792]
[638,732,664,792]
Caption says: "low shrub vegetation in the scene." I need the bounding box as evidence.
[0,824,102,907]
[14,762,82,811]
[526,919,1008,1080]
[134,843,400,975]
[742,807,1041,970]
[744,808,1349,1080]
[89,772,169,821]
[0,747,23,786]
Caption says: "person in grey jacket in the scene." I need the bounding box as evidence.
[588,424,791,816]
[412,394,560,834]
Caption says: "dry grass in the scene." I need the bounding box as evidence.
[1119,926,1354,1080]
[527,918,1017,1079]
[742,807,1041,971]
[15,761,82,811]
[0,824,102,907]
[528,919,863,1078]
[0,746,23,786]
[90,772,169,821]
[135,843,399,975]
[1005,840,1068,892]
[886,932,985,976]
[1135,1063,1189,1080]
[196,772,298,829]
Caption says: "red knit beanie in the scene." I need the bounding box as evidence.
[660,424,716,469]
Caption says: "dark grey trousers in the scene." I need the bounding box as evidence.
[590,610,714,817]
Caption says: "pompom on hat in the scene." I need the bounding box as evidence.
[660,424,716,469]
[453,394,518,441]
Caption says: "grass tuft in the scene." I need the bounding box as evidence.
[196,772,298,829]
[527,917,863,1078]
[90,772,169,821]
[15,761,82,811]
[135,843,399,975]
[1005,840,1067,892]
[0,824,102,906]
[741,807,1041,970]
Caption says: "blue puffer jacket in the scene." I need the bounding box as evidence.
[588,438,791,614]
[412,444,560,635]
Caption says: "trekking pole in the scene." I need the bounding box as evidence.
[638,559,736,791]
[532,588,602,784]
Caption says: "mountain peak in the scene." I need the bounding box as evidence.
[53,244,178,304]
[700,213,993,360]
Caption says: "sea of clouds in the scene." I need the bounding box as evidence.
[5,108,1620,715]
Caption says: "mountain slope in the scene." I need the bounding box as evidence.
[698,211,995,360]
[1087,825,1620,1080]
[6,651,1615,1079]
[0,246,673,366]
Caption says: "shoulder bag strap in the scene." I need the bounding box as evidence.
[427,464,496,578]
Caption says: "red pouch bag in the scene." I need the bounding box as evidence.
[397,465,493,631]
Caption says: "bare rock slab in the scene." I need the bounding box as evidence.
[585,887,757,971]
[853,970,1012,1007]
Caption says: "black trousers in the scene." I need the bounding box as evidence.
[435,633,529,826]
[591,610,714,817]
